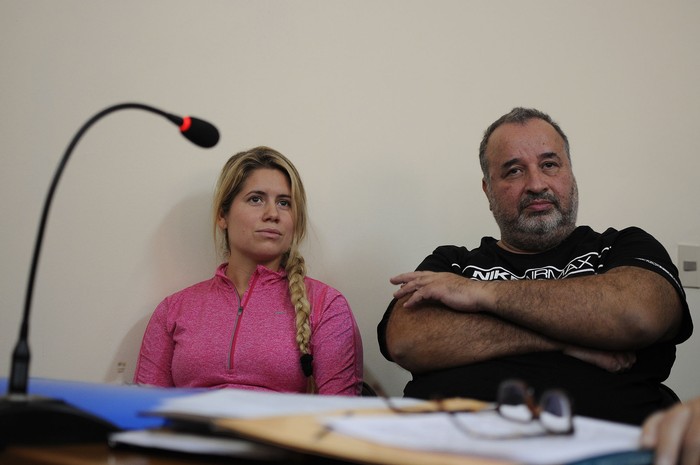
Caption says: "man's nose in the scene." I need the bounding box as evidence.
[525,170,549,193]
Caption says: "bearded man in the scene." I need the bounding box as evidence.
[378,107,692,425]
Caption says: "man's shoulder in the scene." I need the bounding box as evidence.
[569,226,656,245]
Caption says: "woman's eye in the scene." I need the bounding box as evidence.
[278,199,291,208]
[248,195,263,204]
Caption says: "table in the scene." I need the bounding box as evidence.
[1,441,339,465]
[3,442,221,465]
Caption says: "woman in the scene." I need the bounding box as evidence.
[134,146,363,395]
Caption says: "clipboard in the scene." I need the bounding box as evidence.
[213,399,510,465]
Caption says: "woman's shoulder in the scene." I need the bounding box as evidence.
[303,276,351,310]
[161,271,229,306]
[303,276,343,296]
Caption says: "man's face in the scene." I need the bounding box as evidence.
[482,118,578,253]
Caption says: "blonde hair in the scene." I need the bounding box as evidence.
[212,146,316,392]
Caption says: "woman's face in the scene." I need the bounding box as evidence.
[218,168,295,271]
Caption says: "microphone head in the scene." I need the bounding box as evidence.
[179,116,220,148]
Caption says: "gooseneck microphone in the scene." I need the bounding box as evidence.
[0,103,219,445]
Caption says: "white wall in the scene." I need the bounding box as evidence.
[1,0,698,400]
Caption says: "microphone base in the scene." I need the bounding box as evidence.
[0,394,119,446]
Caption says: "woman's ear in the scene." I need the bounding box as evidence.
[217,212,227,229]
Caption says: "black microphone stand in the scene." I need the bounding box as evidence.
[0,103,219,445]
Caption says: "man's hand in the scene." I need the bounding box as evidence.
[391,271,490,311]
[563,346,636,373]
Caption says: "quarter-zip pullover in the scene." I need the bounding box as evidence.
[135,263,363,395]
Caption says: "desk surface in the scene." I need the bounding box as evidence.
[3,443,227,465]
[2,442,338,465]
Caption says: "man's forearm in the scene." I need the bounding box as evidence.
[485,267,682,349]
[385,296,637,374]
[393,266,683,351]
[385,296,561,373]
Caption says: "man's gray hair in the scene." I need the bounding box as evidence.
[479,107,571,182]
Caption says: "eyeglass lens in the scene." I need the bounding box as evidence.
[538,390,573,433]
[497,380,573,434]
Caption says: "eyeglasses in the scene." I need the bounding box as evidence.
[456,379,574,439]
[381,379,574,440]
[496,379,573,434]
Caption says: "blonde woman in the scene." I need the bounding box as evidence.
[135,147,363,395]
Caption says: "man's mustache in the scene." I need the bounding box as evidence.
[519,192,560,212]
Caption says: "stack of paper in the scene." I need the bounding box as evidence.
[113,389,649,465]
[147,388,423,419]
[322,410,645,465]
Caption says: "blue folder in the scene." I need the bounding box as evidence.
[0,377,202,430]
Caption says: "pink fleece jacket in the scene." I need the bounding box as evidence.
[134,263,363,395]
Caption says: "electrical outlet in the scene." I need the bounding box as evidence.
[678,244,700,288]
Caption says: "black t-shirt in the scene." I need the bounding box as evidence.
[377,226,692,425]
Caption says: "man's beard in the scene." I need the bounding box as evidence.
[492,182,579,252]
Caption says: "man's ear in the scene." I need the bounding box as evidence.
[482,179,493,211]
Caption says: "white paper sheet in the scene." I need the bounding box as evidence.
[148,388,422,419]
[109,429,288,459]
[322,411,643,465]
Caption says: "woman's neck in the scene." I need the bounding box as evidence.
[225,257,284,295]
[225,262,257,296]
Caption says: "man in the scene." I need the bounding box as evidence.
[378,107,692,425]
